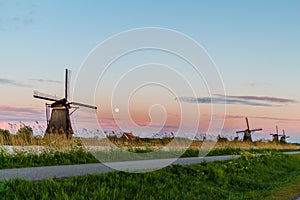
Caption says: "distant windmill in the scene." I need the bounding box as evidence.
[236,117,262,142]
[280,129,290,143]
[33,68,97,139]
[234,132,240,141]
[270,125,282,142]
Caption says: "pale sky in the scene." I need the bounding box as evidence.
[0,1,299,142]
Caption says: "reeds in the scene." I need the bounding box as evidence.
[1,126,298,151]
[0,131,82,150]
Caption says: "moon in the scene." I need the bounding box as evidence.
[114,107,120,113]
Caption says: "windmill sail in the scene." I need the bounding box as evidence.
[71,102,97,109]
[45,103,50,125]
[33,91,61,102]
[65,68,71,100]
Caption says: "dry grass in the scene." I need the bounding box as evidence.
[209,140,299,150]
[1,133,298,151]
[0,134,82,148]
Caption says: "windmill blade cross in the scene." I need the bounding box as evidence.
[236,130,245,133]
[65,69,71,100]
[71,102,97,110]
[45,103,50,125]
[250,128,262,132]
[245,117,250,130]
[33,91,61,102]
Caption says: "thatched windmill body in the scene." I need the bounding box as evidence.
[236,117,262,142]
[33,69,97,139]
[280,130,290,143]
[270,125,282,142]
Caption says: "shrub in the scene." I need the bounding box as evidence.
[16,126,33,143]
[217,135,228,142]
[0,129,11,145]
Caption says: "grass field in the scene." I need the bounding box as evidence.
[1,144,299,169]
[0,131,299,169]
[1,127,299,151]
[0,153,300,199]
[1,128,300,199]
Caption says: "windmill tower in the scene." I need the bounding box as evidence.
[280,130,290,143]
[33,68,97,139]
[270,125,282,142]
[236,117,262,142]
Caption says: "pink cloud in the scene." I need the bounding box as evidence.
[0,104,46,134]
[0,105,41,113]
[0,105,43,122]
[179,94,298,107]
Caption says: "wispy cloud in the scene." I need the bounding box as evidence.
[0,105,41,114]
[0,78,32,87]
[29,78,63,84]
[216,94,297,104]
[0,105,43,122]
[247,82,272,88]
[177,94,297,107]
[216,114,300,122]
[0,3,37,31]
[177,96,274,107]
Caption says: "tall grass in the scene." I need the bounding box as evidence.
[1,126,298,151]
[0,130,83,148]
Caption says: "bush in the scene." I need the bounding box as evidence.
[0,129,11,145]
[217,135,229,142]
[16,126,33,143]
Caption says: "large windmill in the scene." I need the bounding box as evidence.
[236,117,262,142]
[33,68,97,139]
[280,129,290,143]
[270,125,282,142]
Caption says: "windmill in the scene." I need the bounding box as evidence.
[33,68,97,139]
[234,132,240,141]
[280,129,290,143]
[236,117,262,142]
[270,125,282,142]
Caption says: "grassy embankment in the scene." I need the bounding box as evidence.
[0,143,299,169]
[0,132,299,169]
[0,153,300,199]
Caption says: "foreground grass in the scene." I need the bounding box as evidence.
[0,153,300,199]
[263,154,300,200]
